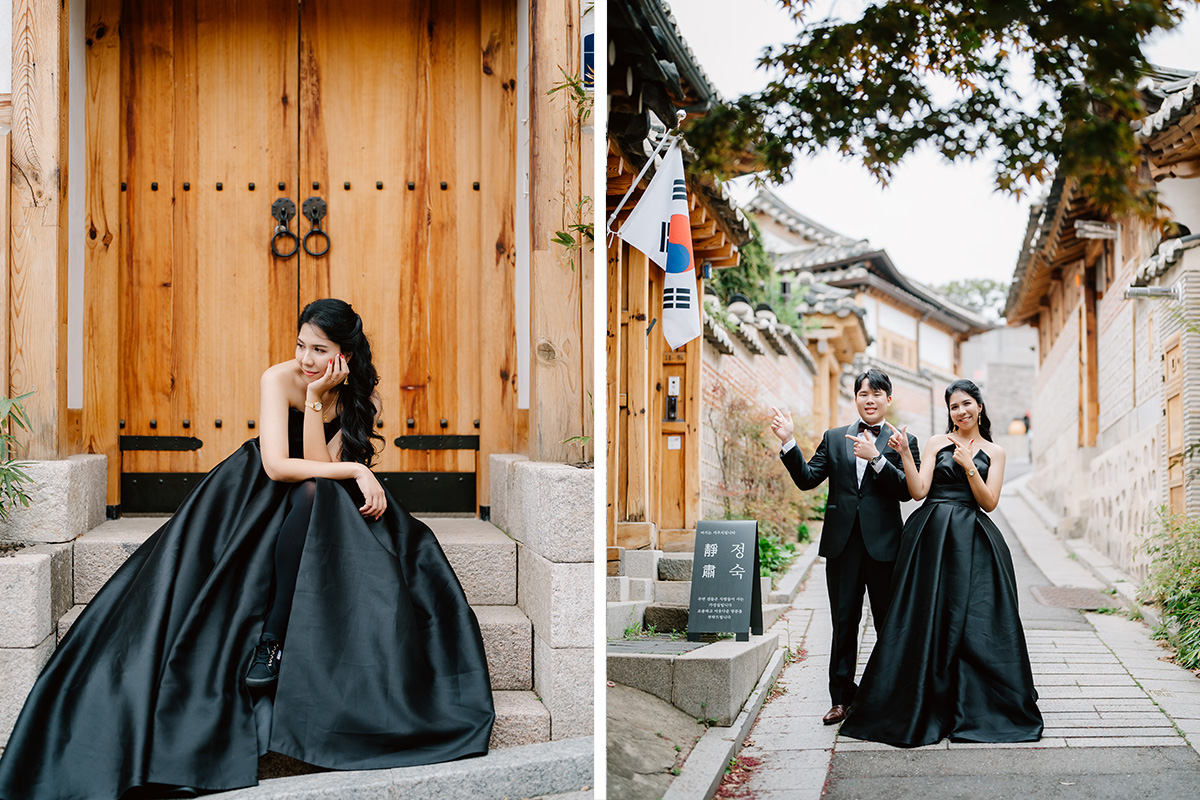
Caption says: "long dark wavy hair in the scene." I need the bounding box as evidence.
[298,298,384,466]
[944,379,993,442]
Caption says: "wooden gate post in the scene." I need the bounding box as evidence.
[9,0,71,460]
[83,0,123,506]
[527,0,583,462]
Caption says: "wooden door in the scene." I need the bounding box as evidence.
[122,0,300,488]
[296,0,481,478]
[119,0,513,513]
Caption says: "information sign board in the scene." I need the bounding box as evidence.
[686,520,762,641]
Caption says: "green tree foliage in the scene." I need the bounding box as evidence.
[707,217,775,304]
[935,278,1010,321]
[686,0,1194,221]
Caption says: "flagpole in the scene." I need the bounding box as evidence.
[605,130,682,245]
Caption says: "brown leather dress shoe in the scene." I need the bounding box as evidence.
[822,704,848,725]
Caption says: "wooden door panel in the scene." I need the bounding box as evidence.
[299,0,482,473]
[123,0,298,474]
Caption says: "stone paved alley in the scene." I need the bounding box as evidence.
[731,470,1200,799]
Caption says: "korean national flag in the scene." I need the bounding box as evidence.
[616,140,702,349]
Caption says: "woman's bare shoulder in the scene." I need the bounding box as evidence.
[981,439,1006,459]
[261,360,299,385]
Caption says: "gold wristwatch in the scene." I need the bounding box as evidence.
[305,400,323,412]
[967,467,977,477]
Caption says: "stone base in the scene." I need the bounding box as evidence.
[606,632,781,726]
[643,603,688,633]
[518,546,592,649]
[0,634,55,746]
[534,634,592,740]
[0,455,106,544]
[606,601,650,640]
[0,542,73,648]
[489,455,592,563]
[620,549,660,581]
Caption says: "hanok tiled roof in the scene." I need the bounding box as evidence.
[1132,233,1200,286]
[746,189,862,249]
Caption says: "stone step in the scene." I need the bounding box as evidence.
[74,515,517,607]
[214,737,590,798]
[57,602,533,691]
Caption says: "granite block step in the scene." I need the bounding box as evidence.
[57,602,532,691]
[73,516,517,606]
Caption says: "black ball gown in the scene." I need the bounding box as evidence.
[839,443,1043,747]
[0,409,494,800]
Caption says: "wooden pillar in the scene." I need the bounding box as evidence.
[0,131,10,400]
[527,0,582,462]
[623,245,649,524]
[605,237,622,546]
[683,276,702,531]
[478,0,519,507]
[9,0,70,459]
[83,0,122,505]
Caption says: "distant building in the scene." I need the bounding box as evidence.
[746,189,995,442]
[1004,66,1200,575]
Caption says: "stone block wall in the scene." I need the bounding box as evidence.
[0,456,103,745]
[1,455,106,544]
[490,455,593,740]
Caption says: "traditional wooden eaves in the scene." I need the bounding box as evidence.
[1007,68,1200,323]
[788,253,993,336]
[1139,71,1200,180]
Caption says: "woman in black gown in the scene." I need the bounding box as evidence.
[839,379,1042,748]
[0,299,494,800]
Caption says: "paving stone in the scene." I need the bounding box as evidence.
[1043,717,1173,729]
[1046,727,1181,738]
[1063,736,1188,747]
[606,576,628,602]
[486,453,528,537]
[944,738,1068,749]
[1036,685,1148,699]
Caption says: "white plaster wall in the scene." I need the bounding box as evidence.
[877,300,916,338]
[68,0,85,408]
[1159,177,1200,233]
[516,0,531,409]
[0,10,10,94]
[917,321,952,371]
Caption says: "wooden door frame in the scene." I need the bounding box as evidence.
[77,0,524,514]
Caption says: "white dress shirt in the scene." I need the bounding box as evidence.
[781,418,887,487]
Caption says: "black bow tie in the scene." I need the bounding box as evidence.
[858,422,881,437]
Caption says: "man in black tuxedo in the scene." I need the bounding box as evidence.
[770,368,920,725]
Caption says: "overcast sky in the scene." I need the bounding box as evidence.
[667,1,1200,289]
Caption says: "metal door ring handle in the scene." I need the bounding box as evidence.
[271,227,300,258]
[303,228,330,257]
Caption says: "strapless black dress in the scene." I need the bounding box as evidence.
[839,444,1043,747]
[0,409,494,800]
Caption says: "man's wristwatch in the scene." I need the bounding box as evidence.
[869,454,883,467]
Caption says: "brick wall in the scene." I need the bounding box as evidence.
[700,328,816,521]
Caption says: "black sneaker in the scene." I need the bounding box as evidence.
[245,633,282,688]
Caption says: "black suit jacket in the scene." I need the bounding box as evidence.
[781,423,921,562]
